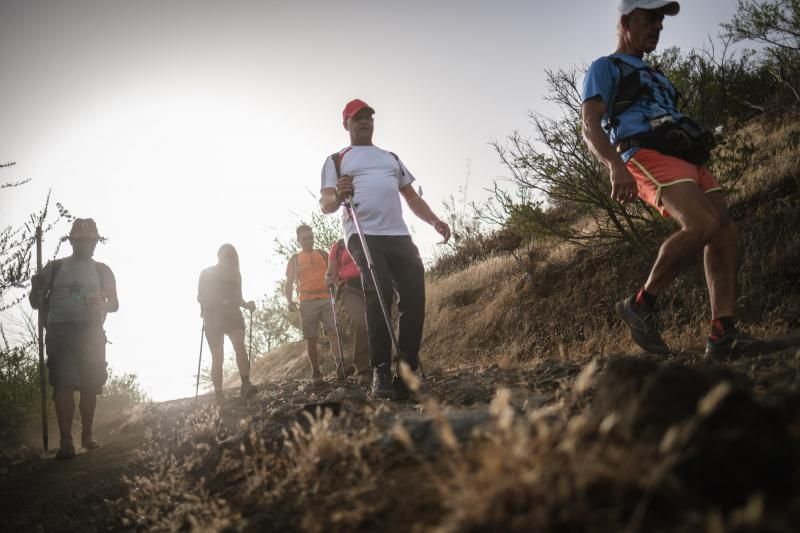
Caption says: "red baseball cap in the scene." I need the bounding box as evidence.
[342,99,375,127]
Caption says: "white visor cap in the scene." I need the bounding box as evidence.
[618,0,680,16]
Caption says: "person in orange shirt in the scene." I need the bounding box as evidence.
[285,225,341,385]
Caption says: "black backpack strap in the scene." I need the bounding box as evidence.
[387,151,405,176]
[608,56,647,130]
[330,152,342,180]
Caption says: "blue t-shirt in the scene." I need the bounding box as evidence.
[582,53,683,160]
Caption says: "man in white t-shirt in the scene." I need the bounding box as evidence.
[319,98,451,400]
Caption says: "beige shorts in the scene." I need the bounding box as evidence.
[299,298,335,339]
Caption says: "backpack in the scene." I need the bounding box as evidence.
[606,56,714,165]
[605,56,678,131]
[330,148,404,181]
[37,258,109,327]
[291,249,328,273]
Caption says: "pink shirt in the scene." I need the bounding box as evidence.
[329,241,360,282]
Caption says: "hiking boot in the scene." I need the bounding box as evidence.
[392,374,411,401]
[55,440,76,460]
[706,330,780,358]
[240,380,257,398]
[370,364,393,400]
[215,390,225,405]
[615,296,669,354]
[311,370,324,386]
[357,371,372,386]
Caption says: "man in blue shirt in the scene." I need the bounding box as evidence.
[581,0,769,357]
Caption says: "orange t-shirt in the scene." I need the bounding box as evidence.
[289,250,329,301]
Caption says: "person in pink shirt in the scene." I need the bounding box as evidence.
[325,238,370,384]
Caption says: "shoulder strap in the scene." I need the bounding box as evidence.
[93,261,109,296]
[387,151,405,176]
[608,56,648,129]
[330,147,352,180]
[317,249,328,263]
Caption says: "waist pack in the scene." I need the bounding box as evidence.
[617,116,716,166]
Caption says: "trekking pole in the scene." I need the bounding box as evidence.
[248,309,253,370]
[328,286,347,380]
[343,199,426,379]
[35,226,49,452]
[195,321,205,400]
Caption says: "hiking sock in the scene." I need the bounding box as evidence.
[634,287,658,308]
[710,316,736,340]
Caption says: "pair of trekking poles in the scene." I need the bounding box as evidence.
[194,310,255,400]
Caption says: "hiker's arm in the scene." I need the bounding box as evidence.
[324,247,338,288]
[28,261,53,310]
[400,184,451,244]
[236,275,255,312]
[103,268,119,313]
[320,174,354,214]
[284,261,297,311]
[319,187,341,214]
[581,98,637,203]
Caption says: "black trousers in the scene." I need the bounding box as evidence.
[347,235,425,370]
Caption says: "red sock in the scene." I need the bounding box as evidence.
[710,317,735,339]
[634,287,658,308]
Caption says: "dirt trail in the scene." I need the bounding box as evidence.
[2,344,799,532]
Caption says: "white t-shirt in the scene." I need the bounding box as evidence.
[320,145,415,240]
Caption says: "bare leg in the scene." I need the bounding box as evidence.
[703,192,737,319]
[79,391,97,443]
[644,183,723,295]
[228,329,250,382]
[306,337,320,373]
[54,387,75,445]
[205,329,225,394]
[325,328,344,375]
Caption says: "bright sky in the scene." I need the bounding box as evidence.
[1,0,740,401]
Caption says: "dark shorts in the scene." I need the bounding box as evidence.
[46,323,108,394]
[205,310,246,336]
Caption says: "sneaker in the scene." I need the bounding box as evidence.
[81,434,100,450]
[55,441,76,460]
[357,371,372,386]
[240,380,257,398]
[706,330,780,358]
[311,370,324,386]
[215,390,225,405]
[370,364,393,399]
[615,296,670,354]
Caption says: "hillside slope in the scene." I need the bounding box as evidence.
[3,117,799,532]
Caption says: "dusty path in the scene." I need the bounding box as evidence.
[0,415,146,531]
[2,346,799,532]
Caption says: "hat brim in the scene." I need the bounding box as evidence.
[623,1,680,16]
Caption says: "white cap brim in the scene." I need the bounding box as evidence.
[620,1,680,16]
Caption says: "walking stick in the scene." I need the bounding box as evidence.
[328,286,347,380]
[343,199,426,379]
[35,226,49,452]
[195,322,205,400]
[248,309,253,370]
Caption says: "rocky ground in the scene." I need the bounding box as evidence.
[2,341,799,532]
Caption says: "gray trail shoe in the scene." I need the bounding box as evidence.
[706,330,781,358]
[370,364,393,399]
[615,296,670,354]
